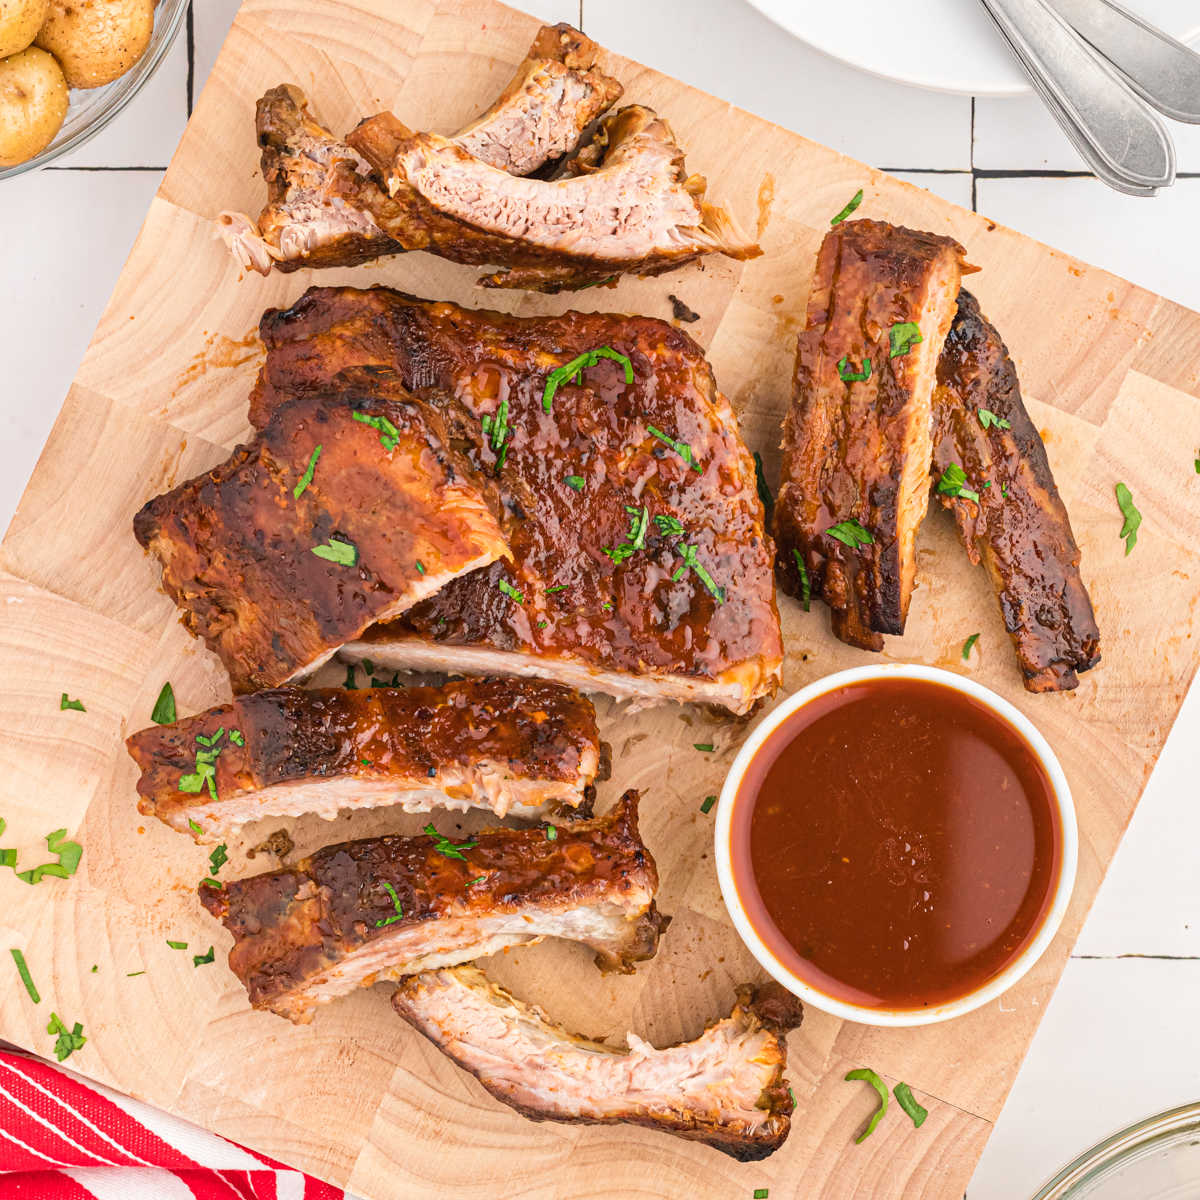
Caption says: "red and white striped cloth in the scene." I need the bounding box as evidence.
[0,1046,353,1200]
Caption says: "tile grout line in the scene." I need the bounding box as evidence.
[185,0,195,118]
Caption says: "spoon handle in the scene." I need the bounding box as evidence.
[978,0,1175,195]
[1047,0,1200,123]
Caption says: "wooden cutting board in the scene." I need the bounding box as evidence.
[3,1,1200,1195]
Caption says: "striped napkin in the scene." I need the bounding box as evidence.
[0,1046,351,1199]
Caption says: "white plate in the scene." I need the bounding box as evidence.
[744,0,1200,97]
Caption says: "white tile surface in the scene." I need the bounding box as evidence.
[1,3,1199,1197]
[976,175,1200,312]
[582,0,973,169]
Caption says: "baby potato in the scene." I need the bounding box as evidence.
[0,0,48,59]
[36,0,153,90]
[0,44,67,166]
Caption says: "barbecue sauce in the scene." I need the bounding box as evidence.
[731,677,1061,1009]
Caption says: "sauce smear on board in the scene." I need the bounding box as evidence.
[732,677,1061,1009]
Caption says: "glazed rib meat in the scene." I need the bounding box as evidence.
[249,286,783,715]
[933,290,1101,691]
[220,24,622,275]
[125,679,602,841]
[133,383,507,693]
[775,219,972,649]
[199,791,664,1023]
[392,967,803,1161]
[347,103,760,291]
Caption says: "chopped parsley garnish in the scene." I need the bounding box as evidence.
[789,1087,797,1106]
[374,880,405,927]
[699,795,717,814]
[564,475,585,491]
[894,1082,928,1128]
[200,877,222,889]
[791,549,811,611]
[845,1067,888,1144]
[344,663,358,690]
[293,444,322,497]
[1115,482,1141,555]
[179,729,227,801]
[837,356,871,383]
[187,818,202,836]
[126,971,145,977]
[208,844,228,876]
[936,463,980,503]
[978,408,1011,431]
[11,949,39,1004]
[423,823,477,861]
[415,561,426,575]
[150,682,176,725]
[962,632,980,660]
[498,578,524,604]
[694,742,715,752]
[481,398,510,470]
[653,513,686,538]
[545,824,558,841]
[545,584,568,594]
[753,451,774,522]
[543,346,634,413]
[360,758,371,767]
[0,819,13,869]
[671,543,725,603]
[537,620,548,629]
[1002,485,1010,498]
[889,322,923,359]
[166,940,188,950]
[1195,457,1200,474]
[311,537,358,566]
[754,1190,769,1199]
[229,729,244,747]
[467,876,487,887]
[830,188,864,226]
[192,946,215,967]
[352,410,401,452]
[826,519,873,549]
[646,424,702,472]
[14,829,83,885]
[47,1013,86,1062]
[60,694,85,712]
[604,504,650,566]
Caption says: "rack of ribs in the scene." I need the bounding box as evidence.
[199,791,665,1023]
[248,286,783,715]
[392,966,803,1161]
[125,679,603,841]
[347,103,760,291]
[133,382,507,693]
[774,219,973,650]
[220,23,623,275]
[933,290,1101,691]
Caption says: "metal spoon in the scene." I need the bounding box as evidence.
[978,0,1175,196]
[1046,0,1200,123]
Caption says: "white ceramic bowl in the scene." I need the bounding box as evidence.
[714,663,1078,1027]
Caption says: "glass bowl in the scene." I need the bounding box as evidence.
[0,0,190,182]
[1032,1101,1200,1199]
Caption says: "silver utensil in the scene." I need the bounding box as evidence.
[1047,0,1200,123]
[978,0,1176,196]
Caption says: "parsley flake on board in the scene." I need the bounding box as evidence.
[0,818,14,869]
[11,948,40,1003]
[830,188,864,226]
[646,424,703,472]
[791,549,811,611]
[845,1067,888,1144]
[753,451,775,523]
[694,742,715,753]
[977,408,1011,431]
[166,940,188,950]
[208,844,228,876]
[59,694,85,712]
[344,663,358,690]
[47,1012,86,1063]
[894,1082,928,1128]
[351,410,401,452]
[187,818,203,837]
[699,795,717,814]
[200,877,223,889]
[1115,482,1141,555]
[889,322,923,359]
[311,537,358,566]
[542,346,634,413]
[754,1190,769,1200]
[375,880,405,927]
[150,682,176,725]
[293,444,322,498]
[498,578,524,604]
[192,946,215,967]
[826,519,874,549]
[14,829,83,885]
[962,633,980,660]
[936,463,980,504]
[423,823,478,861]
[836,356,871,383]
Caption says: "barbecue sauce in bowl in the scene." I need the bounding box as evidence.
[729,676,1062,1010]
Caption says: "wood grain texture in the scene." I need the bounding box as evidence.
[2,1,1200,1196]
